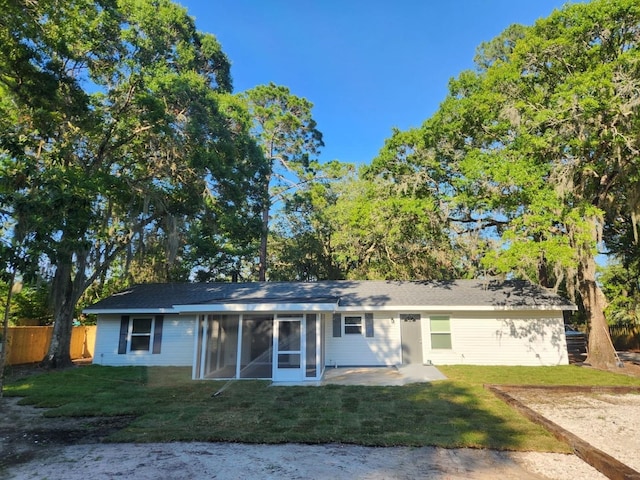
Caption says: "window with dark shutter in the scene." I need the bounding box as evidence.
[332,313,341,337]
[152,315,163,354]
[118,316,129,354]
[365,313,374,337]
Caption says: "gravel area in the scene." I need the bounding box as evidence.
[509,390,640,474]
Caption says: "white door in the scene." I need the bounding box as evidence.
[273,317,303,382]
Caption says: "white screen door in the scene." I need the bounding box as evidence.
[273,317,303,382]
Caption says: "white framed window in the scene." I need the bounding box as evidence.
[430,315,452,349]
[118,315,164,354]
[344,315,362,335]
[130,318,153,351]
[332,313,373,338]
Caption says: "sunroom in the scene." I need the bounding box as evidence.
[180,299,336,382]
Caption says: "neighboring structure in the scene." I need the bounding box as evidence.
[84,280,576,382]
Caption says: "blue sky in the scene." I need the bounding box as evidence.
[179,0,578,166]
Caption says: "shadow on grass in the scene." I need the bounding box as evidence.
[113,375,560,452]
[5,366,561,453]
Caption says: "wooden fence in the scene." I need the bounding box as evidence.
[609,324,640,351]
[3,326,96,366]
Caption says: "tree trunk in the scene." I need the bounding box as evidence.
[537,253,551,289]
[0,269,16,397]
[258,170,272,282]
[41,261,75,369]
[258,203,269,282]
[578,255,619,369]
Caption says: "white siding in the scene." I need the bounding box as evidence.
[324,313,401,367]
[94,314,196,366]
[94,308,569,369]
[422,310,569,366]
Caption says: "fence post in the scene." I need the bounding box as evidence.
[0,269,17,398]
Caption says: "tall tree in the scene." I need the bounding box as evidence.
[240,83,324,281]
[185,94,266,282]
[599,260,640,326]
[269,160,350,281]
[329,166,464,281]
[368,125,487,280]
[375,0,640,369]
[0,0,262,367]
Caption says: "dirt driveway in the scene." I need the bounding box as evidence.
[0,395,608,480]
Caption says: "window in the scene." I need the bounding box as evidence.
[130,318,152,351]
[430,315,452,349]
[118,315,163,354]
[344,316,362,334]
[333,314,373,337]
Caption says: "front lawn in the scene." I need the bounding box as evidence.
[5,364,640,451]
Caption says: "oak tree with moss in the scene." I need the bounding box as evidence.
[0,0,262,367]
[373,0,640,369]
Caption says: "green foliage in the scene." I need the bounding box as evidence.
[374,0,640,306]
[181,92,266,282]
[327,173,463,280]
[367,0,640,367]
[366,125,482,279]
[599,261,640,326]
[241,82,324,174]
[239,82,324,280]
[0,0,264,365]
[11,282,52,325]
[269,160,351,281]
[0,280,51,325]
[474,0,640,324]
[0,282,45,325]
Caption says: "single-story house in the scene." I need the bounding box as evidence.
[84,280,576,382]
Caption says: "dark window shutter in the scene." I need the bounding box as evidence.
[152,315,164,354]
[365,313,374,337]
[118,316,129,354]
[332,313,341,337]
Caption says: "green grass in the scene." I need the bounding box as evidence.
[438,364,640,387]
[5,364,640,451]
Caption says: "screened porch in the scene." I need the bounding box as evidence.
[193,313,325,382]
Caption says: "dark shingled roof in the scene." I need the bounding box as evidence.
[84,280,575,312]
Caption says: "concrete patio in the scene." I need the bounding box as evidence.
[320,364,447,386]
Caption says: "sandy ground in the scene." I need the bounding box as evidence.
[0,441,610,480]
[509,390,640,473]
